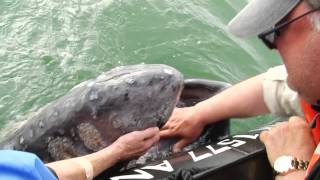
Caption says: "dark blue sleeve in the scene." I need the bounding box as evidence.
[0,150,58,180]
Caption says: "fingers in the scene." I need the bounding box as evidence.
[143,133,160,149]
[161,123,171,130]
[260,117,303,144]
[159,129,175,138]
[161,118,175,130]
[260,121,287,143]
[161,124,169,130]
[138,127,160,140]
[173,139,191,153]
[259,130,269,143]
[288,116,308,129]
[161,108,181,130]
[288,116,305,123]
[139,127,160,146]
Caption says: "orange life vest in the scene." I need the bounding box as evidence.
[300,100,320,177]
[301,100,320,143]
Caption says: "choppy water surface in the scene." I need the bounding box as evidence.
[0,0,281,133]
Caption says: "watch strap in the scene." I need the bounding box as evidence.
[292,157,309,171]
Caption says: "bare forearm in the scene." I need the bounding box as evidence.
[47,145,120,180]
[194,73,270,125]
[46,127,159,180]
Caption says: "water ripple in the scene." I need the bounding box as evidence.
[0,0,280,132]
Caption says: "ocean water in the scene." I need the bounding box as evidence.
[0,0,281,133]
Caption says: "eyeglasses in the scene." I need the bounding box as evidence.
[258,7,320,49]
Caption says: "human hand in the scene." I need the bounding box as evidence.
[111,127,160,161]
[160,107,206,152]
[260,116,316,167]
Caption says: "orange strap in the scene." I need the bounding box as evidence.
[300,100,320,177]
[300,100,320,144]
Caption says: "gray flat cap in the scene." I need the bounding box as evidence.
[228,0,300,38]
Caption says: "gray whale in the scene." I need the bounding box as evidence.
[0,64,184,166]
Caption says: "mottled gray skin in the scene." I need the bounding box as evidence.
[0,64,184,164]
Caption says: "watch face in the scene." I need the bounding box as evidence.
[274,156,294,173]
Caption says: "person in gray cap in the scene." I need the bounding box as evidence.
[160,0,320,179]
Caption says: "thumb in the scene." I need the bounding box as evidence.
[173,139,191,153]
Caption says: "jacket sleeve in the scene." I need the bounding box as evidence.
[0,150,58,180]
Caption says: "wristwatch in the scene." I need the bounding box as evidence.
[273,155,309,174]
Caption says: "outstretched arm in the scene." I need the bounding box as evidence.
[160,73,269,152]
[193,73,269,124]
[47,127,160,180]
